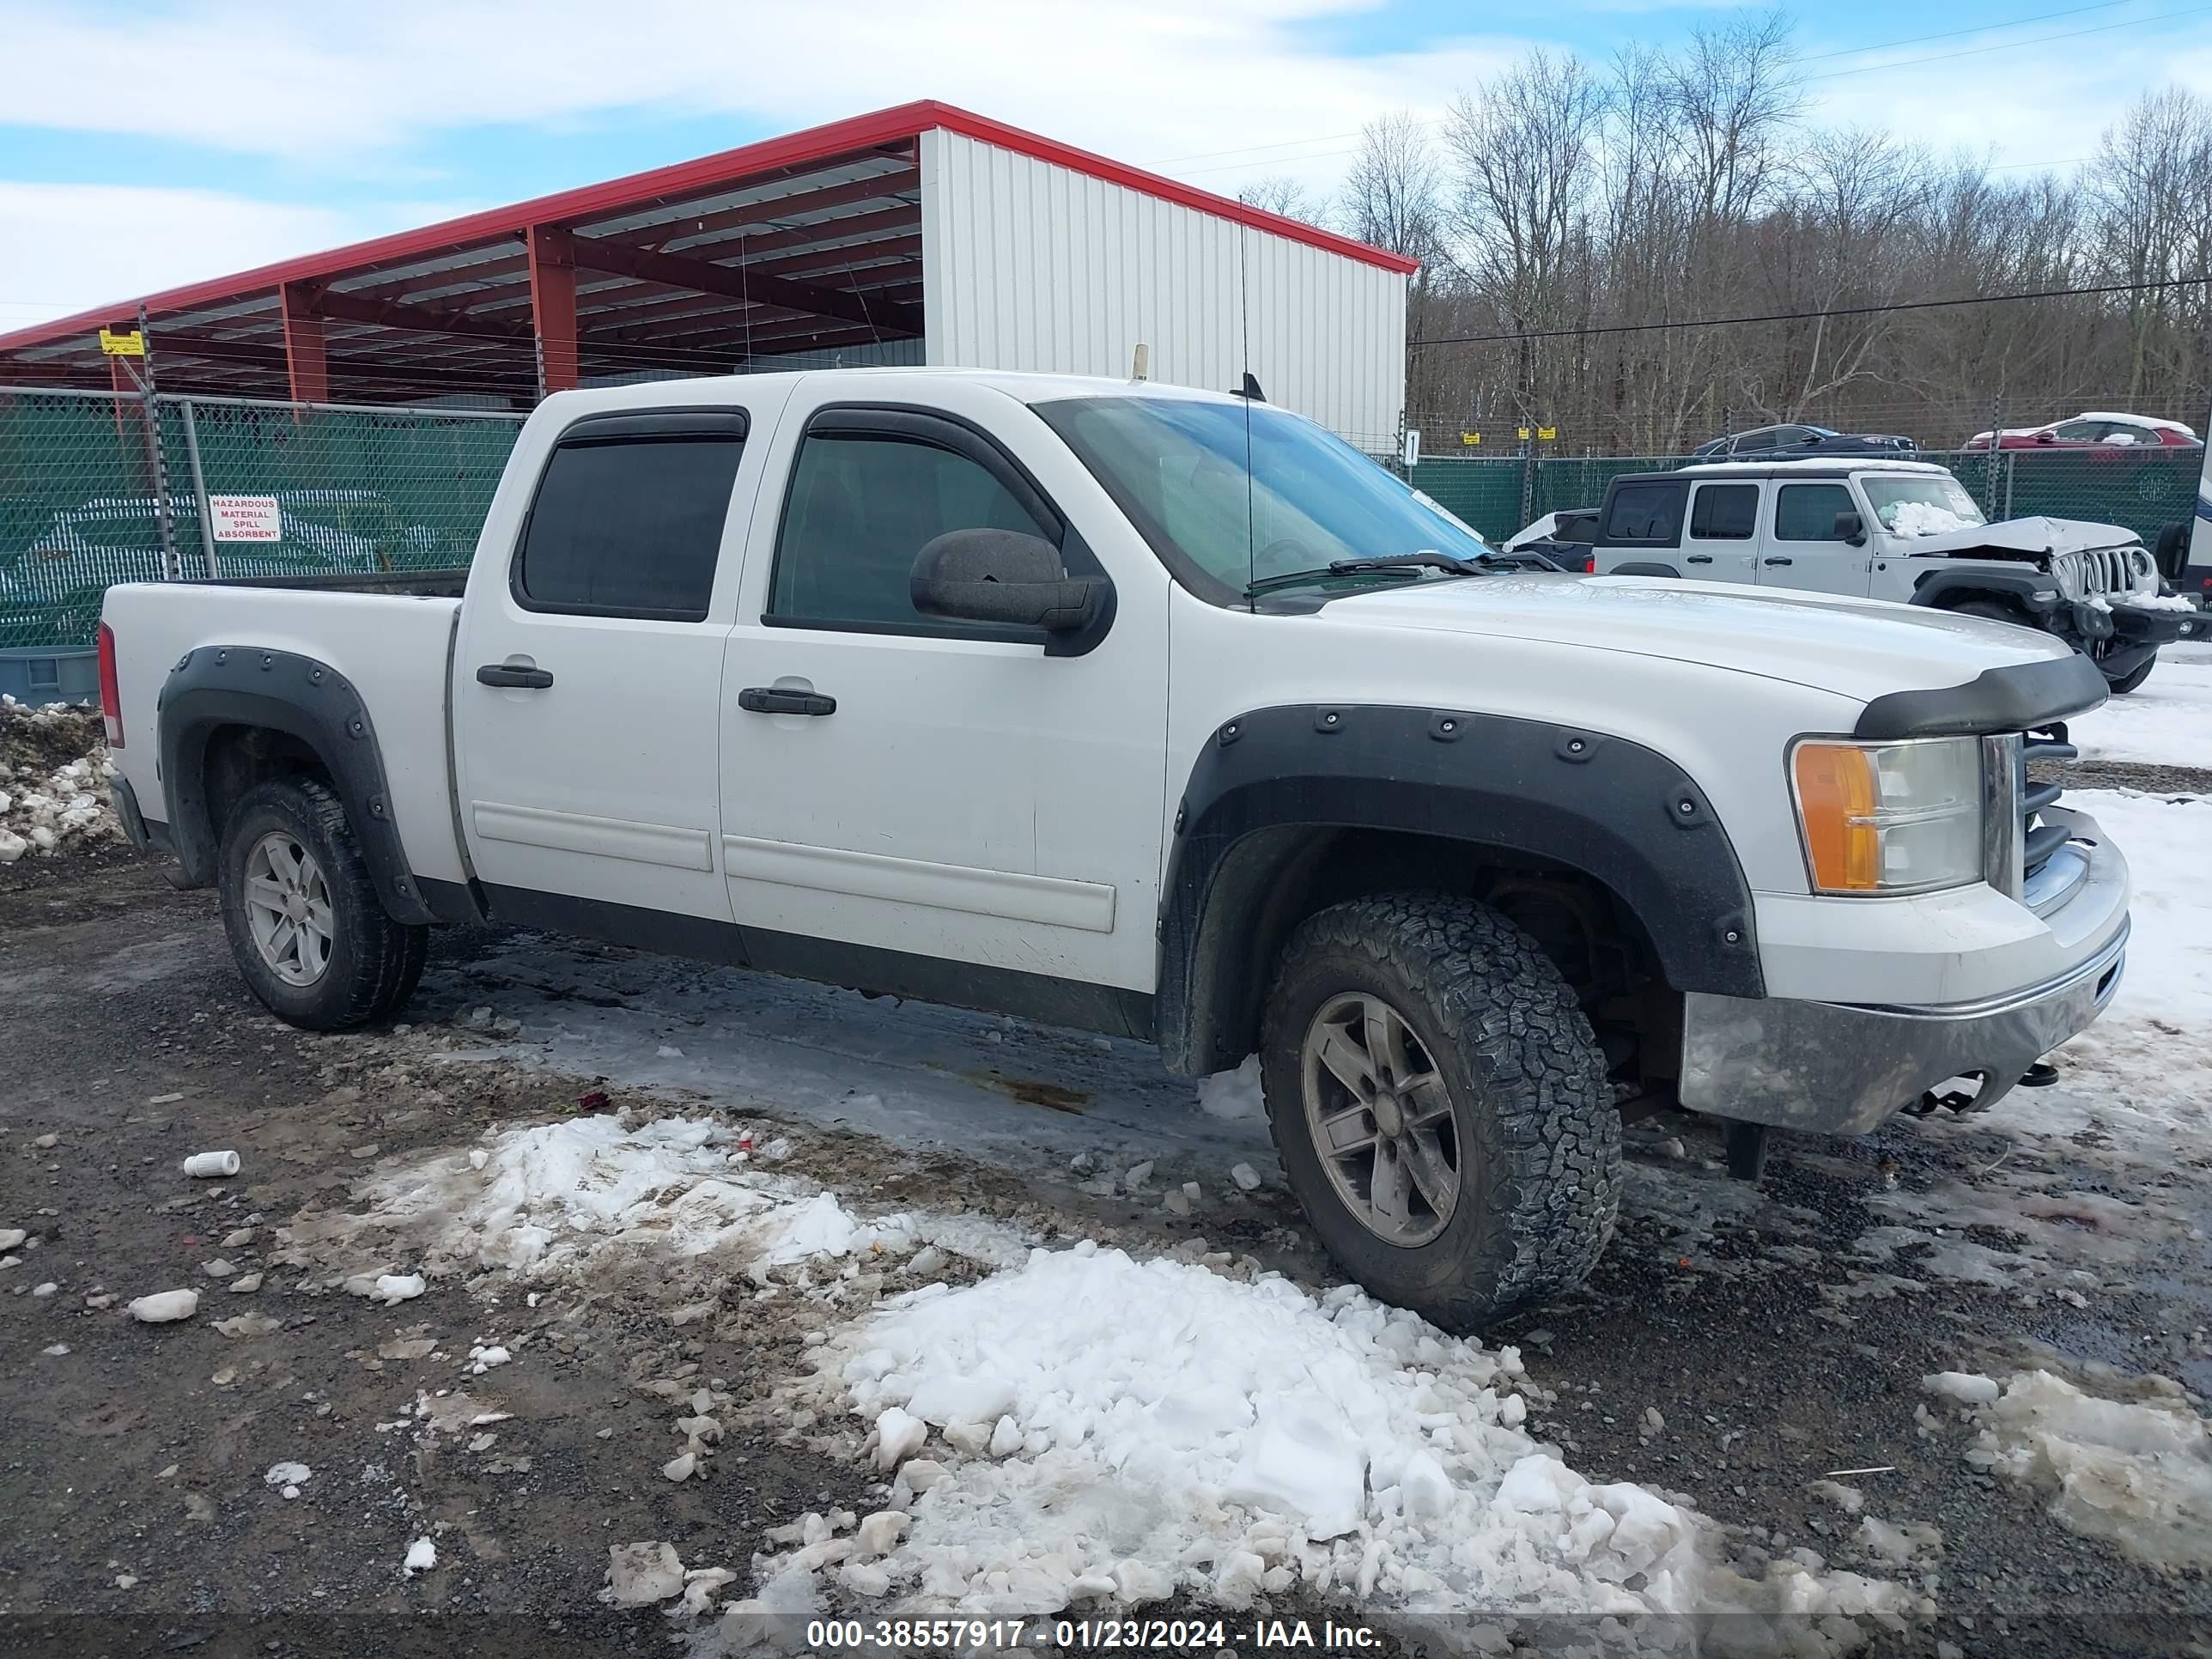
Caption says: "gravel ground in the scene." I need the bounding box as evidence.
[2,848,2207,1655]
[2034,757,2212,797]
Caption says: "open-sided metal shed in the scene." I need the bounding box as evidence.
[0,101,1414,443]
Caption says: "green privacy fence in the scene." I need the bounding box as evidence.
[0,386,523,649]
[1411,446,2203,550]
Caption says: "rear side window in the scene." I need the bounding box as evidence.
[1601,482,1686,545]
[769,431,1053,629]
[1688,483,1758,540]
[1773,483,1855,542]
[515,420,745,621]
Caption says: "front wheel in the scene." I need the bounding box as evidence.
[2106,654,2156,695]
[216,776,427,1030]
[1259,893,1621,1332]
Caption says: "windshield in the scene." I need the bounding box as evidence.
[1034,396,1493,599]
[1862,473,1987,538]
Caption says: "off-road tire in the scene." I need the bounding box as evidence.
[1259,893,1621,1331]
[216,776,427,1030]
[2105,656,2155,695]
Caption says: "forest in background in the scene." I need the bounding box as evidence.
[1237,15,2212,455]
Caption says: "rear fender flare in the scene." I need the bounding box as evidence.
[156,646,435,926]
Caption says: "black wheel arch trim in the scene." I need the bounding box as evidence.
[1155,703,1764,1077]
[1853,651,2108,740]
[1609,561,1682,579]
[1909,566,2063,617]
[156,646,438,926]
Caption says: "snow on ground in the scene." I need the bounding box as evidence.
[795,1245,1927,1634]
[0,698,119,861]
[426,938,1273,1178]
[289,1111,1034,1287]
[1922,1370,2211,1571]
[2067,643,2212,768]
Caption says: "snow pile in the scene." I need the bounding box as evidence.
[325,1113,1029,1283]
[1939,1370,2212,1571]
[2110,590,2197,613]
[807,1243,1924,1633]
[0,700,120,861]
[1882,501,1977,538]
[1194,1054,1265,1121]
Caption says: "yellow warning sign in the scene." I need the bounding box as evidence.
[1516,427,1531,441]
[98,328,144,357]
[1537,425,1558,441]
[1460,431,1481,446]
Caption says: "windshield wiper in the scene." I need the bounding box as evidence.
[1246,550,1486,596]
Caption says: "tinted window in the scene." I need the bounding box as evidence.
[1689,483,1758,539]
[1774,483,1856,541]
[517,435,743,619]
[1601,482,1686,544]
[769,434,1051,627]
[2051,421,2102,441]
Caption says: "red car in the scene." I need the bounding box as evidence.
[1961,410,2202,452]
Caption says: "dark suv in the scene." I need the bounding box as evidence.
[1693,424,1917,462]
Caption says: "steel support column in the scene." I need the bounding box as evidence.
[279,282,330,407]
[526,224,579,397]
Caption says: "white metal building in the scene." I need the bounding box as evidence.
[0,101,1416,446]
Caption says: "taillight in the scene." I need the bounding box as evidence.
[96,621,123,747]
[1582,554,1595,573]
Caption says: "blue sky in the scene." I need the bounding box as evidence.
[3,0,2209,331]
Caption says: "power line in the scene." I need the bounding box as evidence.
[1407,272,2212,348]
[1795,0,2143,61]
[1803,2,2212,79]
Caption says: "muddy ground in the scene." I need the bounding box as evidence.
[1,848,2207,1657]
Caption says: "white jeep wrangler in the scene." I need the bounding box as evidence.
[1590,458,2190,692]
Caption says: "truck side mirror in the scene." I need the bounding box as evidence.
[1833,510,1867,546]
[910,528,1109,634]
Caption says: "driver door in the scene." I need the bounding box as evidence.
[1759,480,1872,595]
[716,378,1168,997]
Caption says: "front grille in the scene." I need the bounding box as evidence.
[1985,725,2081,904]
[2021,722,2076,880]
[2059,547,2131,597]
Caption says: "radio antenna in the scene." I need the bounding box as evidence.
[1239,219,1255,611]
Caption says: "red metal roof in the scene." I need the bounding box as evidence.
[0,100,1418,379]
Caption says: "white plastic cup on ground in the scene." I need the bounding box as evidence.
[181,1151,240,1178]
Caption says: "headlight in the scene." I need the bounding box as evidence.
[1790,737,1984,894]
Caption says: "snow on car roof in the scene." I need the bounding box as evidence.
[2077,411,2199,437]
[1674,457,1952,476]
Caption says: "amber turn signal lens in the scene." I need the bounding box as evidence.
[1792,743,1882,891]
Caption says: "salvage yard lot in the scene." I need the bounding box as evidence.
[3,656,2210,1656]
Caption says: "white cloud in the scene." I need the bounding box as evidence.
[0,1,1513,176]
[0,184,464,332]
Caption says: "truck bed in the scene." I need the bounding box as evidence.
[100,578,469,888]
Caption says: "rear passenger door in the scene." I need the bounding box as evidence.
[1594,479,1688,574]
[1759,480,1871,595]
[1680,481,1761,584]
[454,393,787,921]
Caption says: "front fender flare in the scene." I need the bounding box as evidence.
[156,646,436,926]
[1155,704,1765,1076]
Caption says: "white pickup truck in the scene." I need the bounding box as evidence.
[99,369,2132,1329]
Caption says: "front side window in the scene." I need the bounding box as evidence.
[1034,396,1492,600]
[769,433,1051,628]
[1862,474,1986,538]
[1773,483,1856,542]
[2050,420,2103,441]
[516,433,744,620]
[1688,483,1758,539]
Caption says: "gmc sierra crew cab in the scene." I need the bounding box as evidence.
[99,369,2132,1330]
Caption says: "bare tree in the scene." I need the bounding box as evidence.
[1237,175,1322,225]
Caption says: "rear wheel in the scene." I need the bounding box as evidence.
[1259,893,1620,1332]
[216,776,426,1030]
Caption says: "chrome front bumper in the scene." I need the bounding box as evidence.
[1678,919,2129,1133]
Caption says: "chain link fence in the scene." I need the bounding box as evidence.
[1407,445,2203,549]
[1,387,524,650]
